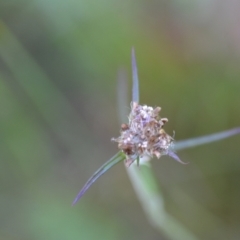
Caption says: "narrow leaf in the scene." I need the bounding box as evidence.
[132,47,139,103]
[72,151,125,205]
[174,127,240,151]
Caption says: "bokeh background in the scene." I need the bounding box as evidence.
[0,1,240,239]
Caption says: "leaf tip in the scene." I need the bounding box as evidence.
[168,151,188,164]
[72,191,84,206]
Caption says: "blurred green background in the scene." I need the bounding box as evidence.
[0,1,240,239]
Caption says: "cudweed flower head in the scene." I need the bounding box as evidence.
[112,102,185,166]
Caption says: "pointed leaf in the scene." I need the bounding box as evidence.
[72,151,125,205]
[174,127,240,151]
[132,47,139,103]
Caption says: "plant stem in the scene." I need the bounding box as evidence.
[127,163,198,240]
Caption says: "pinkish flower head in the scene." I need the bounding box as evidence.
[112,102,175,167]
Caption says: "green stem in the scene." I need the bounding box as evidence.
[126,163,198,240]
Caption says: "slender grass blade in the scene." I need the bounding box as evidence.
[72,151,125,205]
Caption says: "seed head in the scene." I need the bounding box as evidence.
[112,102,179,167]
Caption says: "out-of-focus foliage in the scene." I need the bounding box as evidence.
[0,0,240,239]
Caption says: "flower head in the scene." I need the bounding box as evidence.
[112,102,180,166]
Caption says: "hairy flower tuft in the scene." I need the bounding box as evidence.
[112,102,180,167]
